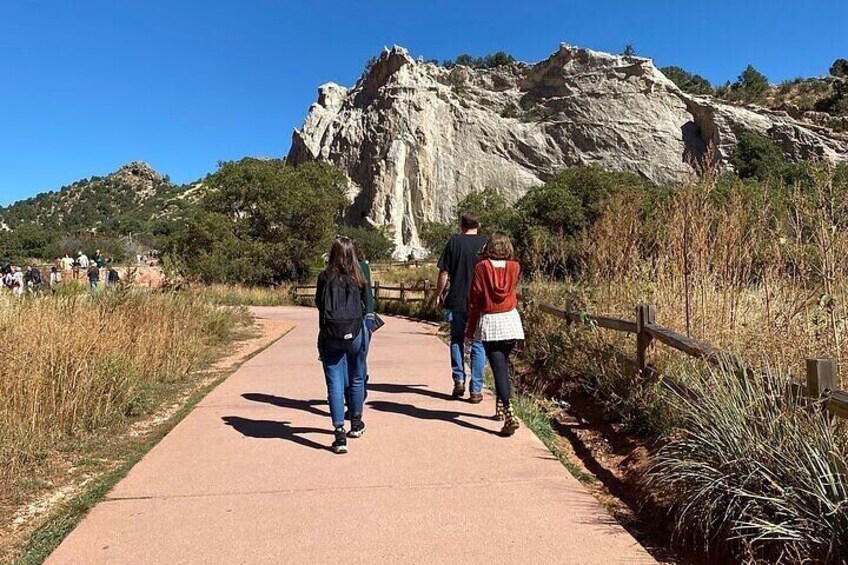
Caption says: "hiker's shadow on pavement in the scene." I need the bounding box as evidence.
[242,393,331,418]
[368,383,454,402]
[367,401,497,435]
[222,416,330,451]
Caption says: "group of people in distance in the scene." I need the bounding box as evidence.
[315,212,523,454]
[1,249,121,296]
[0,263,50,296]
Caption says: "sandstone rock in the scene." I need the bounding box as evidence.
[289,44,848,257]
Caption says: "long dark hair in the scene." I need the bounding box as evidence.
[326,236,367,287]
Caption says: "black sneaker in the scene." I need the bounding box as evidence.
[451,381,466,398]
[332,426,348,454]
[348,416,366,438]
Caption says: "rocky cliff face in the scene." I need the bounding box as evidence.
[288,44,848,257]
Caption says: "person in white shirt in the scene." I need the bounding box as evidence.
[49,266,62,292]
[61,254,74,271]
[11,267,24,297]
[78,252,90,269]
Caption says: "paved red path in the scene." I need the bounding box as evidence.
[47,307,655,564]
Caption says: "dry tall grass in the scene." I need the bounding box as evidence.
[521,165,848,562]
[201,284,293,307]
[0,288,248,486]
[575,165,848,384]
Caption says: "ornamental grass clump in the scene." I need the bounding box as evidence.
[647,366,848,563]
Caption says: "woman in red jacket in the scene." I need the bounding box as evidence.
[465,232,525,436]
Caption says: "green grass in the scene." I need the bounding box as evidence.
[481,369,594,484]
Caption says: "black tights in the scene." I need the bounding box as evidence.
[484,340,515,406]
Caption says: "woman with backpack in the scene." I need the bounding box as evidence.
[315,236,369,454]
[465,232,525,437]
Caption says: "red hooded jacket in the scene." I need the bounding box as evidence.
[465,259,521,340]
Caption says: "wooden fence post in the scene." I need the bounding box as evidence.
[400,282,406,303]
[636,304,657,378]
[374,281,380,304]
[423,279,431,300]
[806,358,837,398]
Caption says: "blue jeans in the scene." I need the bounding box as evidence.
[443,309,485,393]
[346,320,371,407]
[320,330,366,427]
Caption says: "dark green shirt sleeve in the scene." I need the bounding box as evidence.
[359,260,375,314]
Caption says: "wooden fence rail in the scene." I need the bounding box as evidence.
[292,280,432,305]
[526,292,848,420]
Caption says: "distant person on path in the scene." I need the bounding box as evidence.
[106,265,120,287]
[465,233,525,436]
[11,267,24,297]
[436,212,487,402]
[87,263,100,292]
[49,266,62,293]
[315,236,369,454]
[78,251,90,269]
[60,254,73,272]
[24,266,42,294]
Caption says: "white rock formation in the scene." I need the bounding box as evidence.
[289,44,848,257]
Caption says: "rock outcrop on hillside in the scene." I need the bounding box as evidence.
[0,161,184,235]
[289,44,848,257]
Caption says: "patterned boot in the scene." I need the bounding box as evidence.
[494,399,505,421]
[500,403,519,436]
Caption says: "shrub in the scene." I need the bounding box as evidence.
[500,102,519,119]
[514,167,647,276]
[730,132,787,180]
[419,221,454,257]
[483,51,516,68]
[443,51,516,70]
[721,65,770,103]
[337,226,395,261]
[660,65,714,95]
[456,188,517,236]
[647,367,848,562]
[830,58,848,78]
[165,159,347,284]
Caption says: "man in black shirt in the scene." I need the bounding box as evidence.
[436,213,487,401]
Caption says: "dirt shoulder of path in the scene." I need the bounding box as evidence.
[0,315,295,564]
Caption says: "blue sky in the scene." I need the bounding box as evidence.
[1,0,846,206]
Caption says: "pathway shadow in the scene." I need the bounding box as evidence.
[367,400,497,435]
[242,393,330,418]
[222,416,330,451]
[368,383,455,402]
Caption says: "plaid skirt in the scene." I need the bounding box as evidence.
[474,308,525,342]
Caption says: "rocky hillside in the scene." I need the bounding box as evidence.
[0,162,191,237]
[289,44,848,256]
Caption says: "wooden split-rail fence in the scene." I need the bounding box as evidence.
[527,291,848,420]
[291,277,848,419]
[291,280,433,305]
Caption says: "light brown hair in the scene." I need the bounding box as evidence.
[482,232,514,260]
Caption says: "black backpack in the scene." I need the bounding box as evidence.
[320,274,363,341]
[30,269,42,284]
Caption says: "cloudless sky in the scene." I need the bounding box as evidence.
[1,0,846,205]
